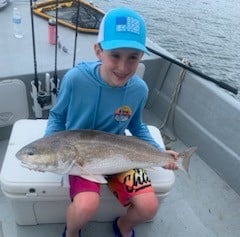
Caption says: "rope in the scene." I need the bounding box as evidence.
[159,58,191,144]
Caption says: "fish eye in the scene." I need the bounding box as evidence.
[27,151,34,156]
[26,148,35,156]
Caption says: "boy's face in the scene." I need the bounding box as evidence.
[95,44,144,87]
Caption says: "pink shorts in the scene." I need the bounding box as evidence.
[69,168,154,206]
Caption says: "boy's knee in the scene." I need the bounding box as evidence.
[131,193,159,219]
[141,198,159,219]
[72,192,100,214]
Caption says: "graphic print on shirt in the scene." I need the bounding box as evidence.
[114,105,132,122]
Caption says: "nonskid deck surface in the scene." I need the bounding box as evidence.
[1,138,240,237]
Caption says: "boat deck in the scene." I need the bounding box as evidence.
[1,110,240,237]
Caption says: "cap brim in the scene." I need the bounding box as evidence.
[101,40,150,55]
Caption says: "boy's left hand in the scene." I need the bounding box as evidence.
[163,150,179,170]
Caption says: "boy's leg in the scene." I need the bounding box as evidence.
[107,169,159,237]
[117,192,159,237]
[65,175,101,237]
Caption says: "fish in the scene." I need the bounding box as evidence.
[15,129,197,183]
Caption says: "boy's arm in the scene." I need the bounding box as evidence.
[128,97,165,152]
[130,121,165,152]
[129,107,179,170]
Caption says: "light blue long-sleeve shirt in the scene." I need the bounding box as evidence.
[45,61,164,151]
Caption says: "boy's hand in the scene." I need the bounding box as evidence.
[163,150,179,170]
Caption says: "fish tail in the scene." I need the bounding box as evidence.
[177,146,197,174]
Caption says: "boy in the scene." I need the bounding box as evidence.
[45,7,178,237]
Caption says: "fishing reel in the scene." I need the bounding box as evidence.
[37,91,51,108]
[31,73,60,118]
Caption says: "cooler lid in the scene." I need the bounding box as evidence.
[0,119,68,196]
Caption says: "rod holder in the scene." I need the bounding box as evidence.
[31,80,43,118]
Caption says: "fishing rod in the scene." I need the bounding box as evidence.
[30,0,46,118]
[30,0,39,92]
[29,0,59,117]
[73,0,81,67]
[53,0,59,95]
[146,46,238,95]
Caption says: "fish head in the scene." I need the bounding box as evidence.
[15,136,78,173]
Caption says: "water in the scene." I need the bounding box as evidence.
[93,0,240,100]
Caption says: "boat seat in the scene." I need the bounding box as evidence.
[0,79,29,180]
[0,119,175,225]
[0,79,29,128]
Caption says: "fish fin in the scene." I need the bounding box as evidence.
[59,160,76,174]
[177,146,197,174]
[72,163,108,184]
[79,174,108,184]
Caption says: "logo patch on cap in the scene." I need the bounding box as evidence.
[116,16,140,34]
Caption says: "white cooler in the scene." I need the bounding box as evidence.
[0,119,175,225]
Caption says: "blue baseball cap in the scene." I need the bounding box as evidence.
[97,7,149,55]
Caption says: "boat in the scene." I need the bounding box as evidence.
[0,1,240,237]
